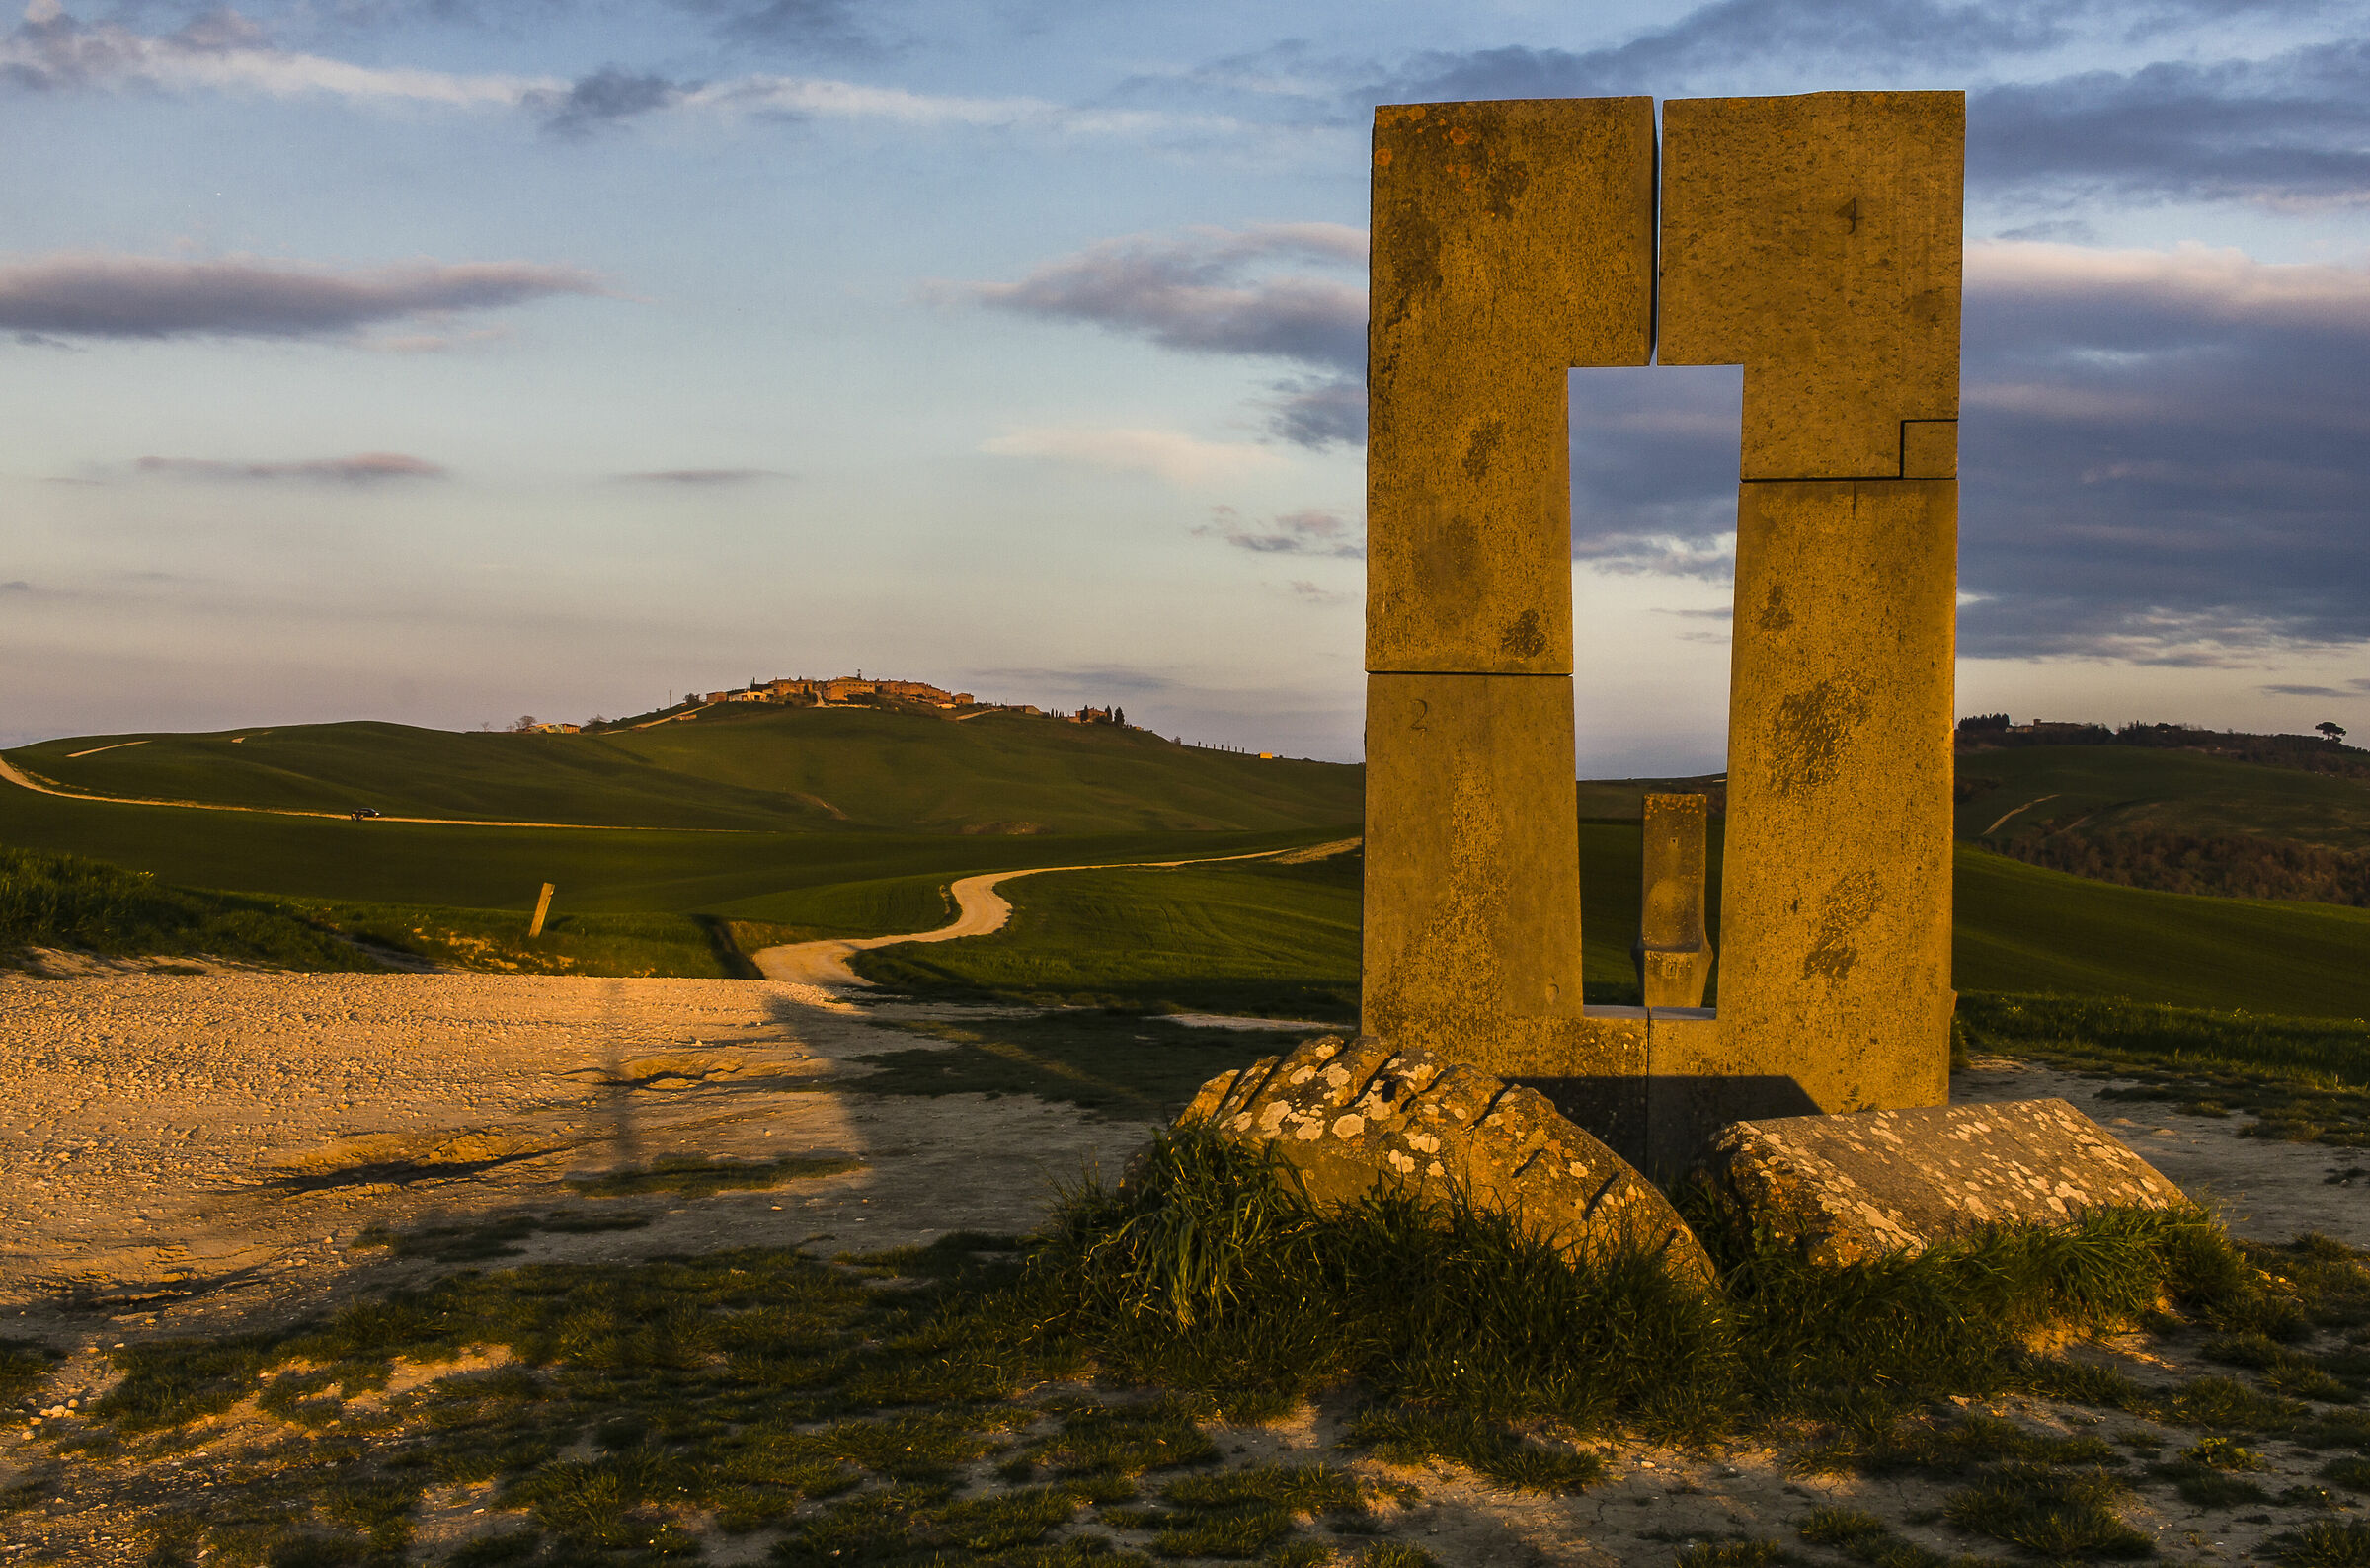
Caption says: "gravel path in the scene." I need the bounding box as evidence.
[0,973,1153,1342]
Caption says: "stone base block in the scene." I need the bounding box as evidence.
[1707,1098,2190,1265]
[1182,1035,1711,1284]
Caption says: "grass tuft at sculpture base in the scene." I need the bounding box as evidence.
[1024,1126,2243,1441]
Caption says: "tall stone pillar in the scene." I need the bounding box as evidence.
[1651,91,1963,1151]
[1361,99,1657,1141]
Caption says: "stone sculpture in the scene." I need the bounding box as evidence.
[1363,91,1964,1175]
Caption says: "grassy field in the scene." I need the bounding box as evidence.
[0,773,1346,917]
[1955,744,2370,852]
[0,844,377,973]
[856,852,1367,1018]
[7,706,1362,835]
[857,831,2370,1023]
[1953,846,2370,1017]
[300,901,811,979]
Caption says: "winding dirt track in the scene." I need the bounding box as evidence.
[750,848,1301,985]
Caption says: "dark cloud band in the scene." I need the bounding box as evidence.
[136,452,447,482]
[0,254,602,341]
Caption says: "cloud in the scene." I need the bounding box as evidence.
[1376,0,2091,105]
[1955,240,2370,660]
[1970,42,2370,210]
[979,427,1284,487]
[692,0,877,53]
[1197,504,1364,558]
[955,224,1367,370]
[2262,684,2352,697]
[1,579,29,591]
[0,9,1201,138]
[687,74,1061,125]
[970,664,1178,695]
[1571,531,1740,580]
[613,467,790,484]
[0,253,603,342]
[136,451,447,482]
[955,224,1367,446]
[0,4,559,104]
[529,67,693,135]
[1287,578,1349,605]
[1262,375,1366,449]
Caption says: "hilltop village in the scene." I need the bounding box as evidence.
[513,674,1130,736]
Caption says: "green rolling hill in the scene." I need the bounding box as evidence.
[0,773,1333,919]
[10,707,2370,1019]
[858,832,2370,1024]
[7,705,1361,835]
[1953,744,2370,852]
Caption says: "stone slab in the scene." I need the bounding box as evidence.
[1362,671,1586,1044]
[1183,1035,1711,1282]
[1659,90,1964,481]
[1367,97,1655,674]
[1707,1097,2190,1266]
[1638,792,1713,1009]
[1713,479,1957,1118]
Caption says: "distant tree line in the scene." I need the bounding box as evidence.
[1956,717,2370,781]
[1993,828,2370,908]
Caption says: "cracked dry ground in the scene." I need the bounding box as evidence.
[8,975,2370,1564]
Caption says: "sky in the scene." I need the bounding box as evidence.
[2,0,2366,773]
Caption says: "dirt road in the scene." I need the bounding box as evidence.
[750,846,1322,984]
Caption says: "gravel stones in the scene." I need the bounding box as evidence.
[1180,1035,1712,1283]
[1708,1097,2191,1266]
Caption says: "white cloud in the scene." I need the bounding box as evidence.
[2,9,1237,139]
[980,426,1286,487]
[1966,240,2370,330]
[1,7,559,105]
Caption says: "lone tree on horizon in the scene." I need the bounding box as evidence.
[2321,721,2348,744]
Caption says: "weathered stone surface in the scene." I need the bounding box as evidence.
[1708,1098,2189,1266]
[1362,672,1586,1049]
[1706,479,1958,1123]
[1181,1035,1712,1283]
[1637,793,1713,1009]
[1659,91,1964,481]
[1367,96,1655,676]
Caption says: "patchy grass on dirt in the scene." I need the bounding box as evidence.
[29,1123,2370,1564]
[305,901,806,979]
[47,1235,1423,1566]
[0,1339,60,1408]
[566,1153,865,1199]
[852,1012,1317,1118]
[1959,992,2370,1147]
[351,1209,657,1263]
